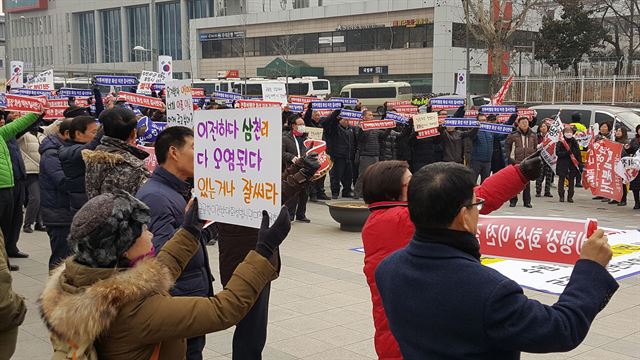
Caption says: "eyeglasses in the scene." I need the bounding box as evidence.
[467,198,485,211]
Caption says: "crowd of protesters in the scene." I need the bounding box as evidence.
[0,83,633,360]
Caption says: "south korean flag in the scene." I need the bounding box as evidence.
[158,55,173,81]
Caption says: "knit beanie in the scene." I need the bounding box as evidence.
[69,190,150,268]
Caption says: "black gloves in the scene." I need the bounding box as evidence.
[300,152,321,179]
[183,198,205,238]
[255,207,292,259]
[518,150,543,180]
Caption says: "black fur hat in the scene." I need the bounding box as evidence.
[69,190,150,268]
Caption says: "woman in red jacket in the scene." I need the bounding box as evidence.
[361,153,542,359]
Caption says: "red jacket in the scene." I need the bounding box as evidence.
[361,164,528,360]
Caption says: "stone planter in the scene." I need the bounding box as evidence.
[326,200,370,232]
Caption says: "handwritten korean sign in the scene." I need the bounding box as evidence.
[414,113,439,139]
[137,71,164,95]
[166,79,194,128]
[261,83,287,105]
[194,108,282,228]
[26,69,54,90]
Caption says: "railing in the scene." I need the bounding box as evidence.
[505,76,640,105]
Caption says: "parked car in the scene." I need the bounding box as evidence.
[530,105,640,132]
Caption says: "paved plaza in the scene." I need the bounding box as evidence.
[8,187,640,360]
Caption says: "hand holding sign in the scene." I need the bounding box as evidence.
[579,229,613,267]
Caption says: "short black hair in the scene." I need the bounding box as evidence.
[408,162,476,229]
[68,116,96,140]
[155,126,194,164]
[287,113,302,128]
[99,108,138,140]
[59,118,72,135]
[63,106,89,119]
[362,161,409,204]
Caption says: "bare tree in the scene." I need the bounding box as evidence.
[270,35,303,96]
[463,0,545,94]
[594,0,640,75]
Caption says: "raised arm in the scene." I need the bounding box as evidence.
[0,113,39,141]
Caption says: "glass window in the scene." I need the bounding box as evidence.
[408,24,427,48]
[128,6,151,62]
[220,39,232,58]
[332,31,346,52]
[376,27,392,50]
[188,0,213,19]
[392,27,408,49]
[256,37,267,56]
[294,0,310,8]
[398,86,412,95]
[101,8,123,63]
[157,1,182,59]
[304,33,318,54]
[313,80,329,90]
[351,87,397,99]
[286,83,310,95]
[231,38,245,57]
[346,30,361,51]
[361,29,375,51]
[318,32,332,53]
[290,34,305,55]
[78,12,96,64]
[595,111,615,125]
[266,36,279,56]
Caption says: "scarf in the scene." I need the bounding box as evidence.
[414,228,481,260]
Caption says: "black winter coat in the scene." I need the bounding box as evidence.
[356,127,388,157]
[323,110,356,160]
[380,130,400,161]
[58,132,103,214]
[39,135,72,226]
[282,132,307,170]
[556,137,582,177]
[410,134,441,172]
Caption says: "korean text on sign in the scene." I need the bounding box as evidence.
[165,79,194,128]
[194,108,282,228]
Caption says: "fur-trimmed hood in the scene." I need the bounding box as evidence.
[39,256,173,344]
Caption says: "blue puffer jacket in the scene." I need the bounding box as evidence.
[472,131,495,163]
[39,135,73,226]
[136,166,214,297]
[58,131,103,213]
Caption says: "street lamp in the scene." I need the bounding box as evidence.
[133,45,154,72]
[20,16,36,76]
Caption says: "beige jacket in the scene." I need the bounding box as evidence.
[19,131,45,174]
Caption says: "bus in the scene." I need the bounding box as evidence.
[277,77,330,98]
[192,78,237,96]
[340,81,412,114]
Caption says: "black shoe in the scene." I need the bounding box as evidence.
[35,224,47,232]
[544,193,553,198]
[331,194,339,200]
[289,216,295,222]
[535,193,541,198]
[593,196,603,200]
[297,218,311,223]
[523,204,533,208]
[342,191,354,198]
[317,193,331,201]
[608,200,618,204]
[23,225,34,233]
[559,197,565,203]
[567,198,574,203]
[575,183,582,188]
[603,198,612,202]
[509,202,517,208]
[9,264,19,271]
[634,203,640,210]
[617,201,627,206]
[7,251,29,259]
[309,195,318,203]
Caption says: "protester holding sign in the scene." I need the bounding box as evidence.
[83,108,151,199]
[282,115,311,222]
[470,113,494,183]
[506,117,538,208]
[354,111,389,198]
[361,153,542,360]
[303,104,330,202]
[438,120,479,164]
[625,125,640,209]
[556,126,583,203]
[535,120,554,198]
[323,109,356,199]
[375,161,618,360]
[610,127,630,206]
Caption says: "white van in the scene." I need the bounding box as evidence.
[340,81,412,114]
[278,77,331,98]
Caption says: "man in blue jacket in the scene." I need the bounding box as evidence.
[376,162,619,360]
[136,126,214,360]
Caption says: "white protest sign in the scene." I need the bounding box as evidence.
[137,71,164,95]
[9,61,24,88]
[26,69,54,90]
[306,127,324,140]
[413,112,439,131]
[261,82,287,105]
[194,107,282,228]
[166,79,194,128]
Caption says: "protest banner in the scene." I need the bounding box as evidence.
[288,103,305,113]
[480,105,517,114]
[493,75,513,105]
[330,97,358,106]
[8,61,24,88]
[517,108,537,118]
[5,94,48,113]
[477,215,596,265]
[137,145,158,173]
[158,55,173,81]
[95,75,138,87]
[192,88,206,99]
[615,154,640,184]
[213,90,242,101]
[386,100,412,107]
[47,99,69,108]
[0,94,6,108]
[261,82,287,105]
[540,114,563,172]
[347,120,361,126]
[391,104,418,114]
[137,71,164,95]
[340,109,363,120]
[479,122,514,135]
[360,120,396,131]
[311,101,343,110]
[194,107,282,228]
[43,107,67,120]
[58,88,94,98]
[584,139,624,201]
[306,127,324,140]
[414,113,439,138]
[289,96,317,104]
[465,109,479,118]
[10,88,53,97]
[117,91,165,110]
[430,98,465,110]
[444,118,480,127]
[384,111,409,124]
[137,116,168,144]
[26,69,54,90]
[236,100,281,109]
[304,139,332,179]
[165,80,194,128]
